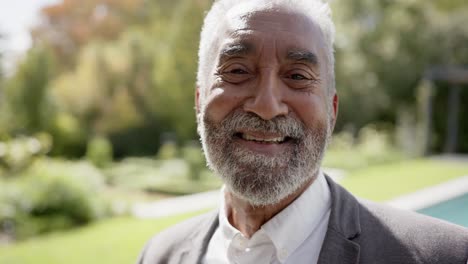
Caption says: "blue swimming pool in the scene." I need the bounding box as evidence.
[417,193,468,228]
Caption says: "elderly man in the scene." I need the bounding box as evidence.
[137,0,468,263]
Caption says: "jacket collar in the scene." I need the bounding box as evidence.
[179,174,362,264]
[317,175,361,264]
[178,210,219,264]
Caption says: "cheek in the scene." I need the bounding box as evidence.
[202,88,245,123]
[288,94,329,128]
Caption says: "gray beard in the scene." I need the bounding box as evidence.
[198,110,330,206]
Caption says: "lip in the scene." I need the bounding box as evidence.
[238,130,286,141]
[233,131,294,156]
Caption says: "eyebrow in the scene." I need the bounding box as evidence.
[219,42,254,62]
[286,50,318,65]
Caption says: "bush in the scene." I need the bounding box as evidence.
[0,134,52,174]
[324,125,403,171]
[156,141,178,160]
[103,157,164,189]
[0,159,109,240]
[355,125,401,164]
[181,142,206,181]
[48,112,87,157]
[86,136,113,168]
[104,157,221,196]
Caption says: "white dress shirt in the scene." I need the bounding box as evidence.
[203,171,331,264]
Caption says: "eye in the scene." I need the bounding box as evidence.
[229,68,248,74]
[216,63,253,84]
[290,73,308,80]
[284,71,313,82]
[282,69,319,89]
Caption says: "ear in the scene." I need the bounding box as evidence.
[195,86,201,115]
[330,93,339,132]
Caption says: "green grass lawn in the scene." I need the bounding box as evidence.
[0,211,207,264]
[2,158,468,264]
[340,159,468,201]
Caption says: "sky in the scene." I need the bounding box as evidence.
[0,0,60,73]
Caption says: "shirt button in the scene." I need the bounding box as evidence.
[278,248,288,260]
[235,235,247,248]
[239,240,246,248]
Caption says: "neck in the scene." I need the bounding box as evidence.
[225,176,316,238]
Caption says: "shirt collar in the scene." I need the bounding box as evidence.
[218,185,240,251]
[261,171,331,261]
[218,171,331,261]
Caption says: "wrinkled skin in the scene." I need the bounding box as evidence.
[196,5,338,209]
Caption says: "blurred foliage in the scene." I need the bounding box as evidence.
[2,46,55,135]
[0,158,109,240]
[32,0,148,70]
[1,0,211,158]
[332,0,468,153]
[0,34,5,110]
[156,141,178,160]
[181,142,206,181]
[85,136,113,168]
[104,156,220,196]
[324,125,403,171]
[104,157,165,190]
[0,134,52,175]
[334,0,468,151]
[0,34,3,90]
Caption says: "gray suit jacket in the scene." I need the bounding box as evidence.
[137,176,468,264]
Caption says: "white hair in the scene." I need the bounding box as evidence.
[196,0,336,96]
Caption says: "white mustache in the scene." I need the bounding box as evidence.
[216,111,306,139]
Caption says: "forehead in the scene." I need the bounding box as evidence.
[226,4,319,35]
[216,4,325,55]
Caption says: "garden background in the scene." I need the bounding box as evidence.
[1,0,468,263]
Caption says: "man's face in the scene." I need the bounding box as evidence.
[197,5,338,206]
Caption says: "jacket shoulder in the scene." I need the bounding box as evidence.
[136,210,218,264]
[359,199,468,263]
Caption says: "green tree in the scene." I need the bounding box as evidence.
[151,0,211,142]
[32,0,148,70]
[0,34,4,136]
[3,45,55,135]
[332,0,468,136]
[47,0,213,156]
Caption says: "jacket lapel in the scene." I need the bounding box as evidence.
[176,175,362,264]
[317,228,360,264]
[178,210,219,264]
[318,176,361,264]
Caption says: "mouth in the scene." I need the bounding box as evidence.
[234,132,294,144]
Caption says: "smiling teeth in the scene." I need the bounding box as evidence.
[242,134,285,143]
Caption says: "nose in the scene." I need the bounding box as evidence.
[243,70,289,120]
